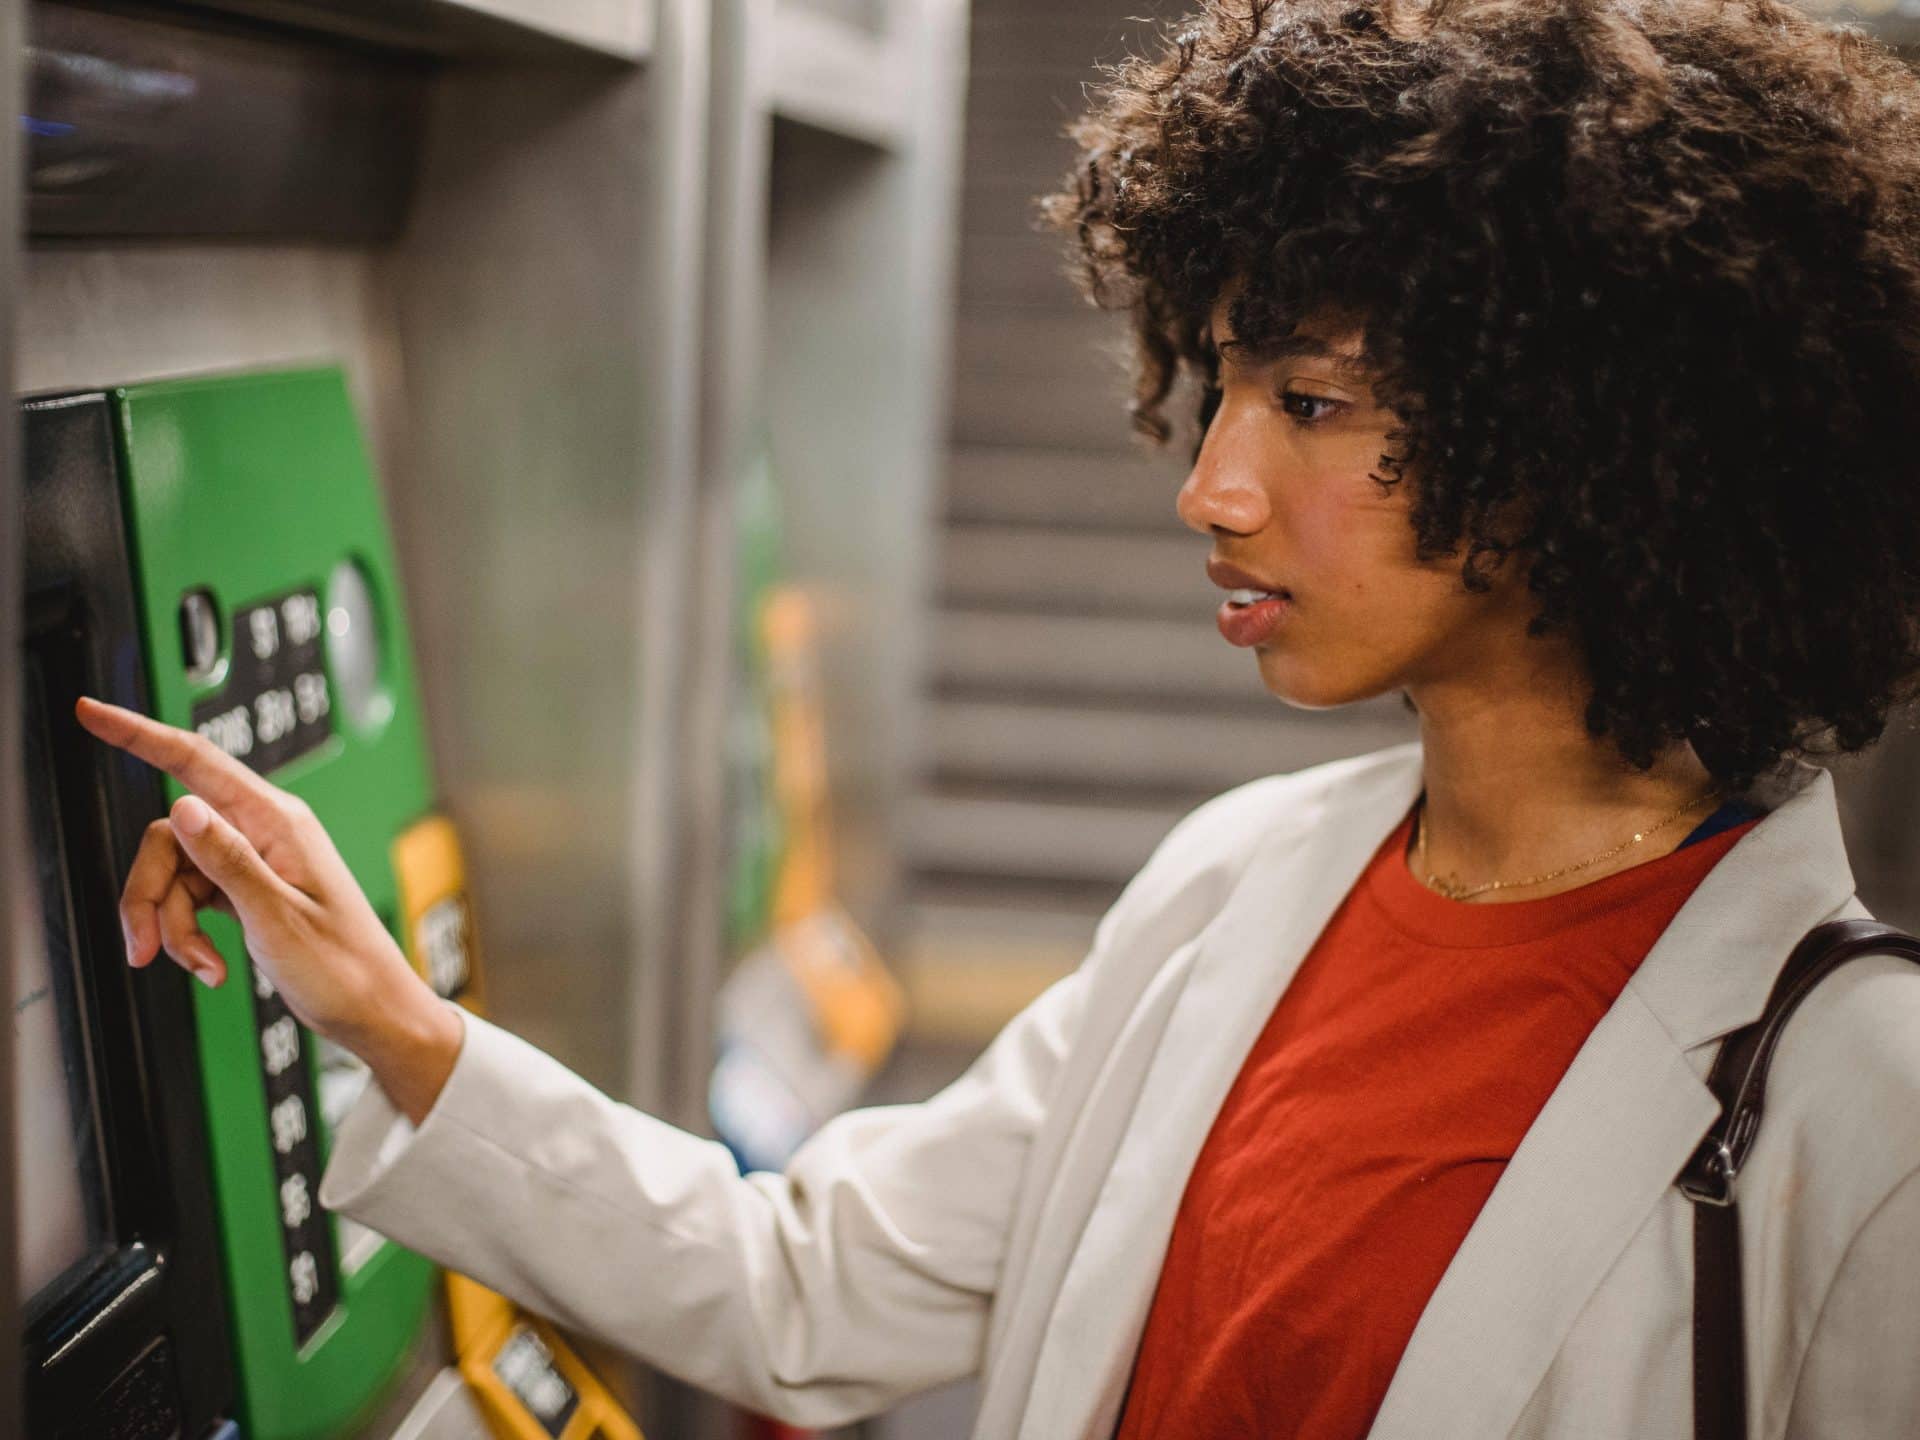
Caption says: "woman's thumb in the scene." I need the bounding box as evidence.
[170,794,289,918]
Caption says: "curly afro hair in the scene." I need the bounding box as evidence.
[1040,0,1920,791]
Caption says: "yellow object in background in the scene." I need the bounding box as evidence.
[709,590,906,1173]
[391,816,644,1440]
[763,589,836,928]
[446,1273,642,1440]
[772,906,901,1074]
[760,589,905,1058]
[392,815,483,1011]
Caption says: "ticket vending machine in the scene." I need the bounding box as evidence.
[106,367,441,1440]
[21,394,240,1439]
[23,369,437,1440]
[24,365,649,1440]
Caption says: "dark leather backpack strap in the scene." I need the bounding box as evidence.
[1679,918,1920,1440]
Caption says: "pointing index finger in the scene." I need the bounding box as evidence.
[74,696,280,824]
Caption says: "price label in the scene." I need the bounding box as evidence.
[492,1326,580,1438]
[191,587,334,774]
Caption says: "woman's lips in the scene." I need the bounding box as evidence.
[1216,593,1292,647]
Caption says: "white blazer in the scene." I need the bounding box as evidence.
[321,740,1920,1438]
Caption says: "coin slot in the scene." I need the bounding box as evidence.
[178,588,222,685]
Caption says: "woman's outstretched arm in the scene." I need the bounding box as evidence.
[320,971,1087,1425]
[75,693,1091,1425]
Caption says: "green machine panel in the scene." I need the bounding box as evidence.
[114,367,435,1440]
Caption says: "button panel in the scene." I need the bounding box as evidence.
[248,962,339,1346]
[190,587,332,773]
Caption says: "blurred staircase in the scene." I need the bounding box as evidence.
[898,1,1418,1042]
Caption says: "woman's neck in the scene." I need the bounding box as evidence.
[1405,668,1719,903]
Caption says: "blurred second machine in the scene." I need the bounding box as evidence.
[711,448,907,1176]
[10,0,968,1437]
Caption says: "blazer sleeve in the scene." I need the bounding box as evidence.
[315,761,1300,1425]
[1782,1162,1920,1438]
[317,959,1090,1427]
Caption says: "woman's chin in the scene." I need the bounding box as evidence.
[1252,652,1381,712]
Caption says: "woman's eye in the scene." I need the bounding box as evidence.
[1279,390,1343,424]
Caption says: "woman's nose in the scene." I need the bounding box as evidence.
[1177,435,1271,538]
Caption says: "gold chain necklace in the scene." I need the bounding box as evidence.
[1414,784,1724,901]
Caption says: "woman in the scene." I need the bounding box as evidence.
[78,0,1920,1435]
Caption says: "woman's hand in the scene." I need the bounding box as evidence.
[74,695,463,1123]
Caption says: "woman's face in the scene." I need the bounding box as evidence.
[1179,289,1539,710]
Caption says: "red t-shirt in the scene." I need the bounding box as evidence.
[1113,800,1761,1440]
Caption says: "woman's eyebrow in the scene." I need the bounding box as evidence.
[1215,333,1370,378]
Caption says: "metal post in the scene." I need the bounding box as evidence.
[1,0,28,1427]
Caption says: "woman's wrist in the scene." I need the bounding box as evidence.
[342,970,467,1126]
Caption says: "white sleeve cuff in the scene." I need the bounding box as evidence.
[317,1008,466,1212]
